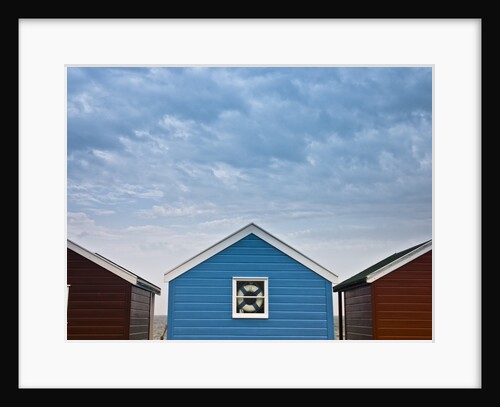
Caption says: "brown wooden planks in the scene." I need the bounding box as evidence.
[68,326,126,335]
[346,310,372,320]
[375,279,431,288]
[131,292,150,304]
[377,327,431,337]
[376,310,431,320]
[375,286,431,296]
[129,332,149,340]
[67,248,132,340]
[129,286,151,339]
[345,294,372,305]
[70,292,127,301]
[130,318,150,326]
[68,309,127,318]
[129,325,149,334]
[130,300,149,311]
[69,301,127,309]
[130,309,150,319]
[67,334,126,340]
[345,284,373,340]
[69,318,125,326]
[372,250,432,340]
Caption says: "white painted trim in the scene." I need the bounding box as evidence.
[164,223,338,283]
[68,239,137,286]
[232,277,269,319]
[366,240,432,283]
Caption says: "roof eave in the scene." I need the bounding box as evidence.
[68,239,161,294]
[365,240,432,284]
[68,239,138,286]
[333,280,369,292]
[136,278,161,295]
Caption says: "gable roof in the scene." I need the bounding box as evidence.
[164,223,338,283]
[333,239,432,292]
[67,239,161,295]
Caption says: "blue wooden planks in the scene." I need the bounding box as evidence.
[168,234,334,340]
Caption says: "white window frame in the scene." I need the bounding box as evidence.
[232,277,269,319]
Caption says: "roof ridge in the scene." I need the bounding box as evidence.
[164,223,338,283]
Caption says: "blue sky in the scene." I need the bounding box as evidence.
[67,66,432,314]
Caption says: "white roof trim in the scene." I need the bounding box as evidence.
[164,223,338,283]
[68,239,138,286]
[366,240,432,284]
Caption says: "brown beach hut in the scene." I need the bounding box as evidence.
[334,240,432,340]
[67,239,161,340]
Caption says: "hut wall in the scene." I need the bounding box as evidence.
[67,248,131,340]
[345,284,373,340]
[372,250,432,340]
[167,234,334,340]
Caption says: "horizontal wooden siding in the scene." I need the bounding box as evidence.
[372,250,432,340]
[129,286,151,340]
[168,234,333,340]
[344,284,373,340]
[67,248,131,340]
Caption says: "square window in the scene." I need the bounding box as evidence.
[232,277,268,319]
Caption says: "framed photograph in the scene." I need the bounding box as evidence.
[19,19,481,388]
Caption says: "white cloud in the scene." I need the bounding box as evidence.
[125,225,168,234]
[269,157,287,169]
[353,128,380,142]
[378,150,399,172]
[218,109,241,120]
[113,184,164,199]
[68,181,164,209]
[67,80,110,118]
[418,152,432,171]
[134,130,150,138]
[67,212,117,240]
[87,208,116,216]
[92,149,116,163]
[179,183,190,192]
[137,202,216,219]
[200,217,251,229]
[285,228,314,240]
[67,92,95,116]
[159,114,197,139]
[129,130,169,153]
[211,162,246,187]
[211,68,276,92]
[176,162,206,179]
[67,182,105,206]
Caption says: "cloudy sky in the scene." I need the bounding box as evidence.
[67,66,432,314]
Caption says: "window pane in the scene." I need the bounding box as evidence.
[235,280,265,314]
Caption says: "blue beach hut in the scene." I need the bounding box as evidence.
[164,223,338,340]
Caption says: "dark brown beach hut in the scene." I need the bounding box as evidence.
[334,240,432,340]
[67,239,161,340]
